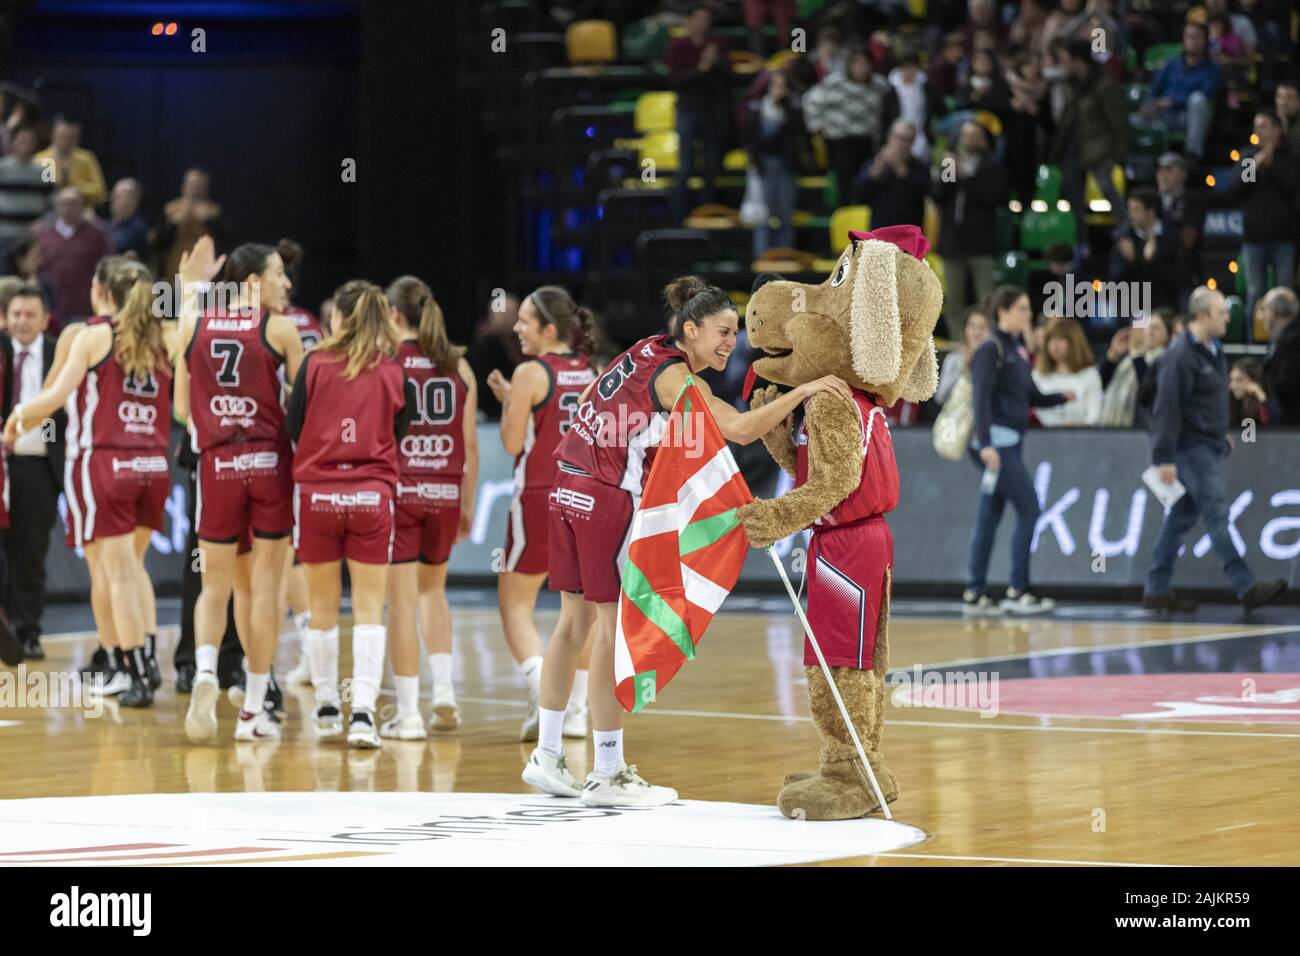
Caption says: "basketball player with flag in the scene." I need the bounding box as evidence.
[522,276,852,806]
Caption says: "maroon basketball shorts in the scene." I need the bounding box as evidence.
[393,478,461,565]
[196,440,293,543]
[64,451,169,548]
[805,516,893,669]
[547,468,636,604]
[503,485,551,574]
[293,479,394,565]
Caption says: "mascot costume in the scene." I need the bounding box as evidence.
[736,224,943,820]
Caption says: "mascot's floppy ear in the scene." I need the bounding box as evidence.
[899,337,939,402]
[848,236,902,386]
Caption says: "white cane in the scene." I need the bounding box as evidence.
[766,546,892,820]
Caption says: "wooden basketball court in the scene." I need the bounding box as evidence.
[2,596,1297,866]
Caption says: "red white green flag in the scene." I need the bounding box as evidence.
[615,376,754,713]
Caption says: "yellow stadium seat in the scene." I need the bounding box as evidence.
[923,197,941,248]
[765,50,797,72]
[639,130,679,172]
[635,91,676,134]
[829,205,870,250]
[927,252,946,294]
[565,20,617,64]
[1085,163,1127,223]
[723,148,748,171]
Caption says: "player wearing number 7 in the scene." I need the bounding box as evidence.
[486,286,597,742]
[173,239,304,742]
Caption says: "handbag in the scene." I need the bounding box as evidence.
[932,372,974,460]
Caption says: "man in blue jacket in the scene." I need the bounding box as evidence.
[1144,286,1285,612]
[1136,21,1223,160]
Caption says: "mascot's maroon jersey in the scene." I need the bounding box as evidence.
[67,333,172,454]
[186,309,286,451]
[285,306,324,351]
[397,339,467,479]
[795,390,900,525]
[556,335,683,494]
[291,352,406,488]
[516,351,596,490]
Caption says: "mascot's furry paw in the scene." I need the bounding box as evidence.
[748,383,779,411]
[736,500,785,550]
[777,759,899,821]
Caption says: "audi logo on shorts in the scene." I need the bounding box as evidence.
[397,482,459,501]
[400,434,456,458]
[111,456,168,474]
[311,491,382,508]
[549,487,596,513]
[209,395,259,418]
[213,451,279,473]
[117,401,157,428]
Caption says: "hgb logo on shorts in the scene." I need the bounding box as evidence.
[117,401,157,432]
[111,456,168,474]
[311,491,382,508]
[549,488,596,513]
[213,451,279,473]
[397,482,459,502]
[400,435,455,459]
[209,395,259,419]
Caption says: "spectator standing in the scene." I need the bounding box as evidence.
[851,120,929,228]
[887,51,938,160]
[0,287,64,659]
[1109,187,1192,313]
[664,5,732,219]
[35,187,109,323]
[955,48,1011,120]
[1154,152,1207,263]
[935,305,989,405]
[1260,286,1299,425]
[744,70,805,258]
[107,178,149,259]
[934,120,1006,340]
[1032,316,1103,425]
[1137,21,1223,160]
[0,125,53,257]
[803,49,896,203]
[1098,309,1172,427]
[742,0,794,56]
[927,32,967,100]
[1144,286,1285,612]
[153,168,231,281]
[1050,39,1127,251]
[1275,78,1300,156]
[33,118,106,209]
[1003,51,1051,203]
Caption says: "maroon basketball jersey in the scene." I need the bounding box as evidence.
[515,351,596,490]
[556,335,684,494]
[186,309,286,451]
[285,306,324,351]
[396,340,468,478]
[291,351,406,488]
[795,390,899,527]
[67,329,173,454]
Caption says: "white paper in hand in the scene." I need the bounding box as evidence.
[1142,465,1186,509]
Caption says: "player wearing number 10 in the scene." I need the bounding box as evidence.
[486,286,597,742]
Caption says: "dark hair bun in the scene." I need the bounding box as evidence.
[663,275,708,312]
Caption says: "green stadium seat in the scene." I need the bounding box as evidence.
[1020,209,1076,252]
[992,249,1030,288]
[1035,164,1062,205]
[1143,43,1182,73]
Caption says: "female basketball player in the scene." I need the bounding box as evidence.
[5,259,175,707]
[523,276,852,805]
[381,276,477,739]
[485,287,596,741]
[285,280,411,748]
[174,238,304,741]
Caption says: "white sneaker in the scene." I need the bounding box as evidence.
[521,747,582,797]
[961,589,1001,616]
[234,708,282,742]
[519,686,540,742]
[348,710,381,749]
[1001,588,1056,615]
[227,684,244,708]
[185,672,220,743]
[284,654,313,687]
[380,712,427,740]
[580,763,677,808]
[87,669,131,698]
[562,701,589,738]
[430,689,461,732]
[314,703,344,739]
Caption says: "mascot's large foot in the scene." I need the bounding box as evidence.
[777,665,899,820]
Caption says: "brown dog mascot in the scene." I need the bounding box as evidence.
[736,225,943,820]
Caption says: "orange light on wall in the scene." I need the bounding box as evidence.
[1250,133,1259,145]
[1229,150,1240,161]
[1205,174,1216,187]
[1091,279,1102,291]
[151,22,163,35]
[1207,277,1217,290]
[165,22,178,35]
[1228,261,1238,274]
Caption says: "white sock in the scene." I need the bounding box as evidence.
[520,655,543,694]
[428,652,453,692]
[395,674,420,717]
[538,707,565,757]
[593,729,624,777]
[195,644,218,675]
[350,624,387,712]
[293,611,311,632]
[307,626,340,705]
[244,671,269,715]
[568,669,588,709]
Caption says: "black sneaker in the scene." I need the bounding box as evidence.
[1241,579,1286,612]
[0,611,20,666]
[1000,588,1056,614]
[119,674,154,708]
[175,663,196,694]
[83,645,112,678]
[266,670,285,717]
[961,589,1000,616]
[143,634,161,690]
[1142,591,1199,613]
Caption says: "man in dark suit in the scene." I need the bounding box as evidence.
[1,286,65,659]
